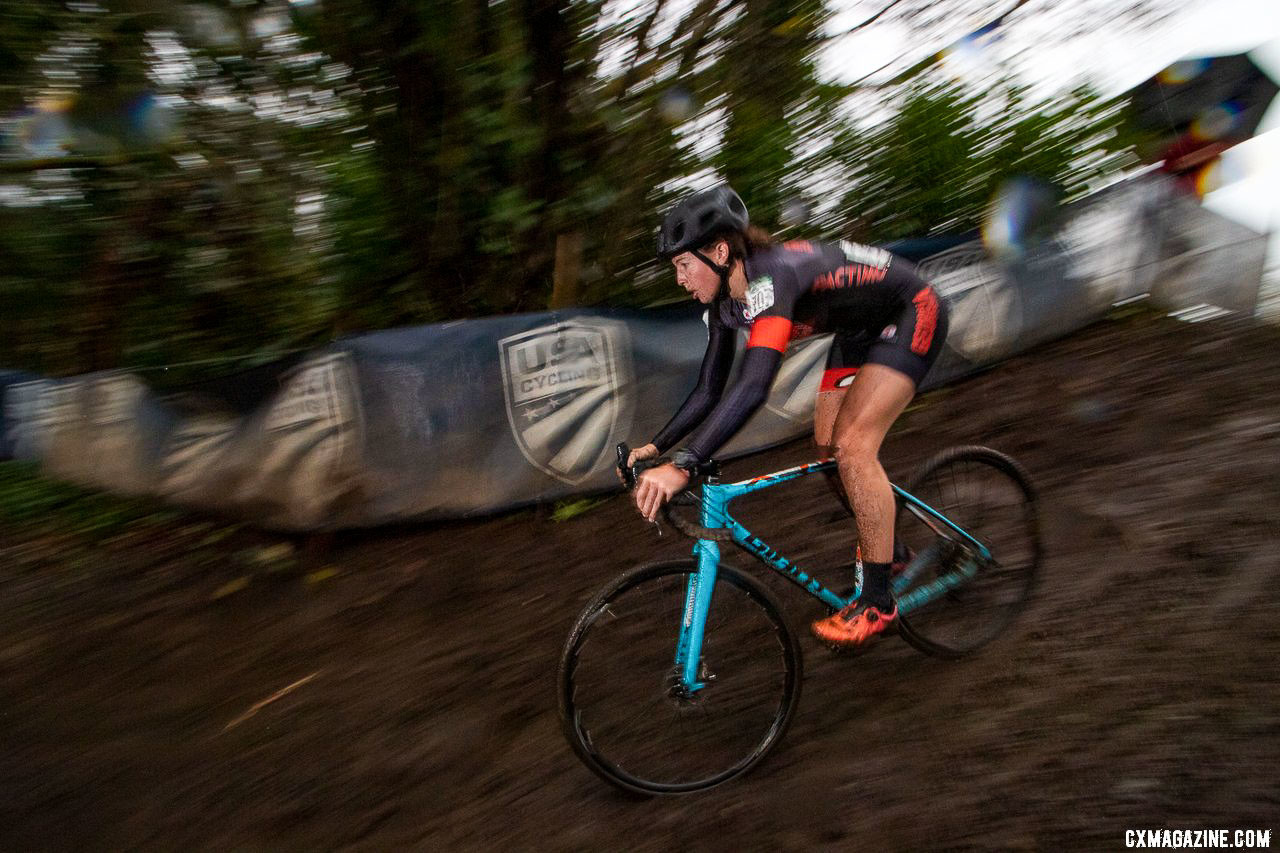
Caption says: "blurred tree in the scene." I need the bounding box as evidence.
[301,0,758,312]
[828,75,1132,243]
[1,1,366,375]
[714,0,827,224]
[835,79,985,241]
[0,0,1175,379]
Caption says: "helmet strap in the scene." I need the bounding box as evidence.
[692,249,732,300]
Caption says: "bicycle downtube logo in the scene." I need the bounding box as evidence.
[499,320,633,485]
[683,575,698,627]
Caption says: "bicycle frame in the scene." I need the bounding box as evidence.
[674,458,994,693]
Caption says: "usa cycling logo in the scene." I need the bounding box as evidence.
[499,320,633,485]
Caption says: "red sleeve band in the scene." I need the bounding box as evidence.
[747,316,793,352]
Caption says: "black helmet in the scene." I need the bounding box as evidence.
[656,184,749,259]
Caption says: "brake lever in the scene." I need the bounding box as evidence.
[616,443,664,535]
[616,443,636,490]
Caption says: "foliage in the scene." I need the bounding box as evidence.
[0,0,1159,378]
[550,495,610,522]
[0,460,182,537]
[0,1,368,376]
[830,77,1133,243]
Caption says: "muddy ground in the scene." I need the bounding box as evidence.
[2,311,1279,850]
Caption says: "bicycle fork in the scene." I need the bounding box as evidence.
[673,487,730,695]
[672,537,719,694]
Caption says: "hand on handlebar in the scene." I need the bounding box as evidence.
[618,443,659,485]
[634,463,690,523]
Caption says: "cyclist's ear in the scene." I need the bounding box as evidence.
[711,239,730,266]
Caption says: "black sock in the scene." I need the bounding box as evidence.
[862,561,893,610]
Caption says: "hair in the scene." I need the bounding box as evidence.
[702,224,775,263]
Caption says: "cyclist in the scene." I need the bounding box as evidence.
[629,184,949,649]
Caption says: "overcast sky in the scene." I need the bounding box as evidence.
[820,0,1280,95]
[817,0,1280,313]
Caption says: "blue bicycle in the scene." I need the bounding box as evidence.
[558,443,1041,795]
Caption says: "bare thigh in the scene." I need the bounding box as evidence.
[813,364,916,453]
[829,363,916,455]
[813,388,846,452]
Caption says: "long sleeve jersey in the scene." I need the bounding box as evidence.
[651,239,932,462]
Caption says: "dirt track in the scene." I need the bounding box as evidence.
[2,311,1279,850]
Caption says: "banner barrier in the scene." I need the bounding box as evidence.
[0,174,1267,529]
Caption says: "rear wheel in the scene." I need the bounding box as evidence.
[558,560,802,795]
[893,446,1041,658]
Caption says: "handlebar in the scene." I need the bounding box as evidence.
[616,443,734,542]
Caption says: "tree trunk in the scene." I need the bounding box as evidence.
[549,231,583,309]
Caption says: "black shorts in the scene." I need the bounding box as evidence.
[819,286,949,391]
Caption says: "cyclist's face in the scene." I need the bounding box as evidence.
[670,243,726,303]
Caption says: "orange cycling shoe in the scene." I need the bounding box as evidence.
[811,599,898,649]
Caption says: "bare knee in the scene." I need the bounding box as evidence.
[832,427,880,469]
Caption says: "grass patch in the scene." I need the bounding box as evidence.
[551,495,610,522]
[0,461,186,539]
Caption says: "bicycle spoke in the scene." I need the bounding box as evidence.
[895,447,1041,658]
[559,561,800,793]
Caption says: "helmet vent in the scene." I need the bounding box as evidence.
[655,184,749,259]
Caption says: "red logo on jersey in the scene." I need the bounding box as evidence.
[811,264,888,291]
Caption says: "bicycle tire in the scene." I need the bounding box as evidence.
[894,446,1041,659]
[558,559,802,795]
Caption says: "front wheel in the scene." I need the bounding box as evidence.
[893,446,1042,658]
[558,560,802,795]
